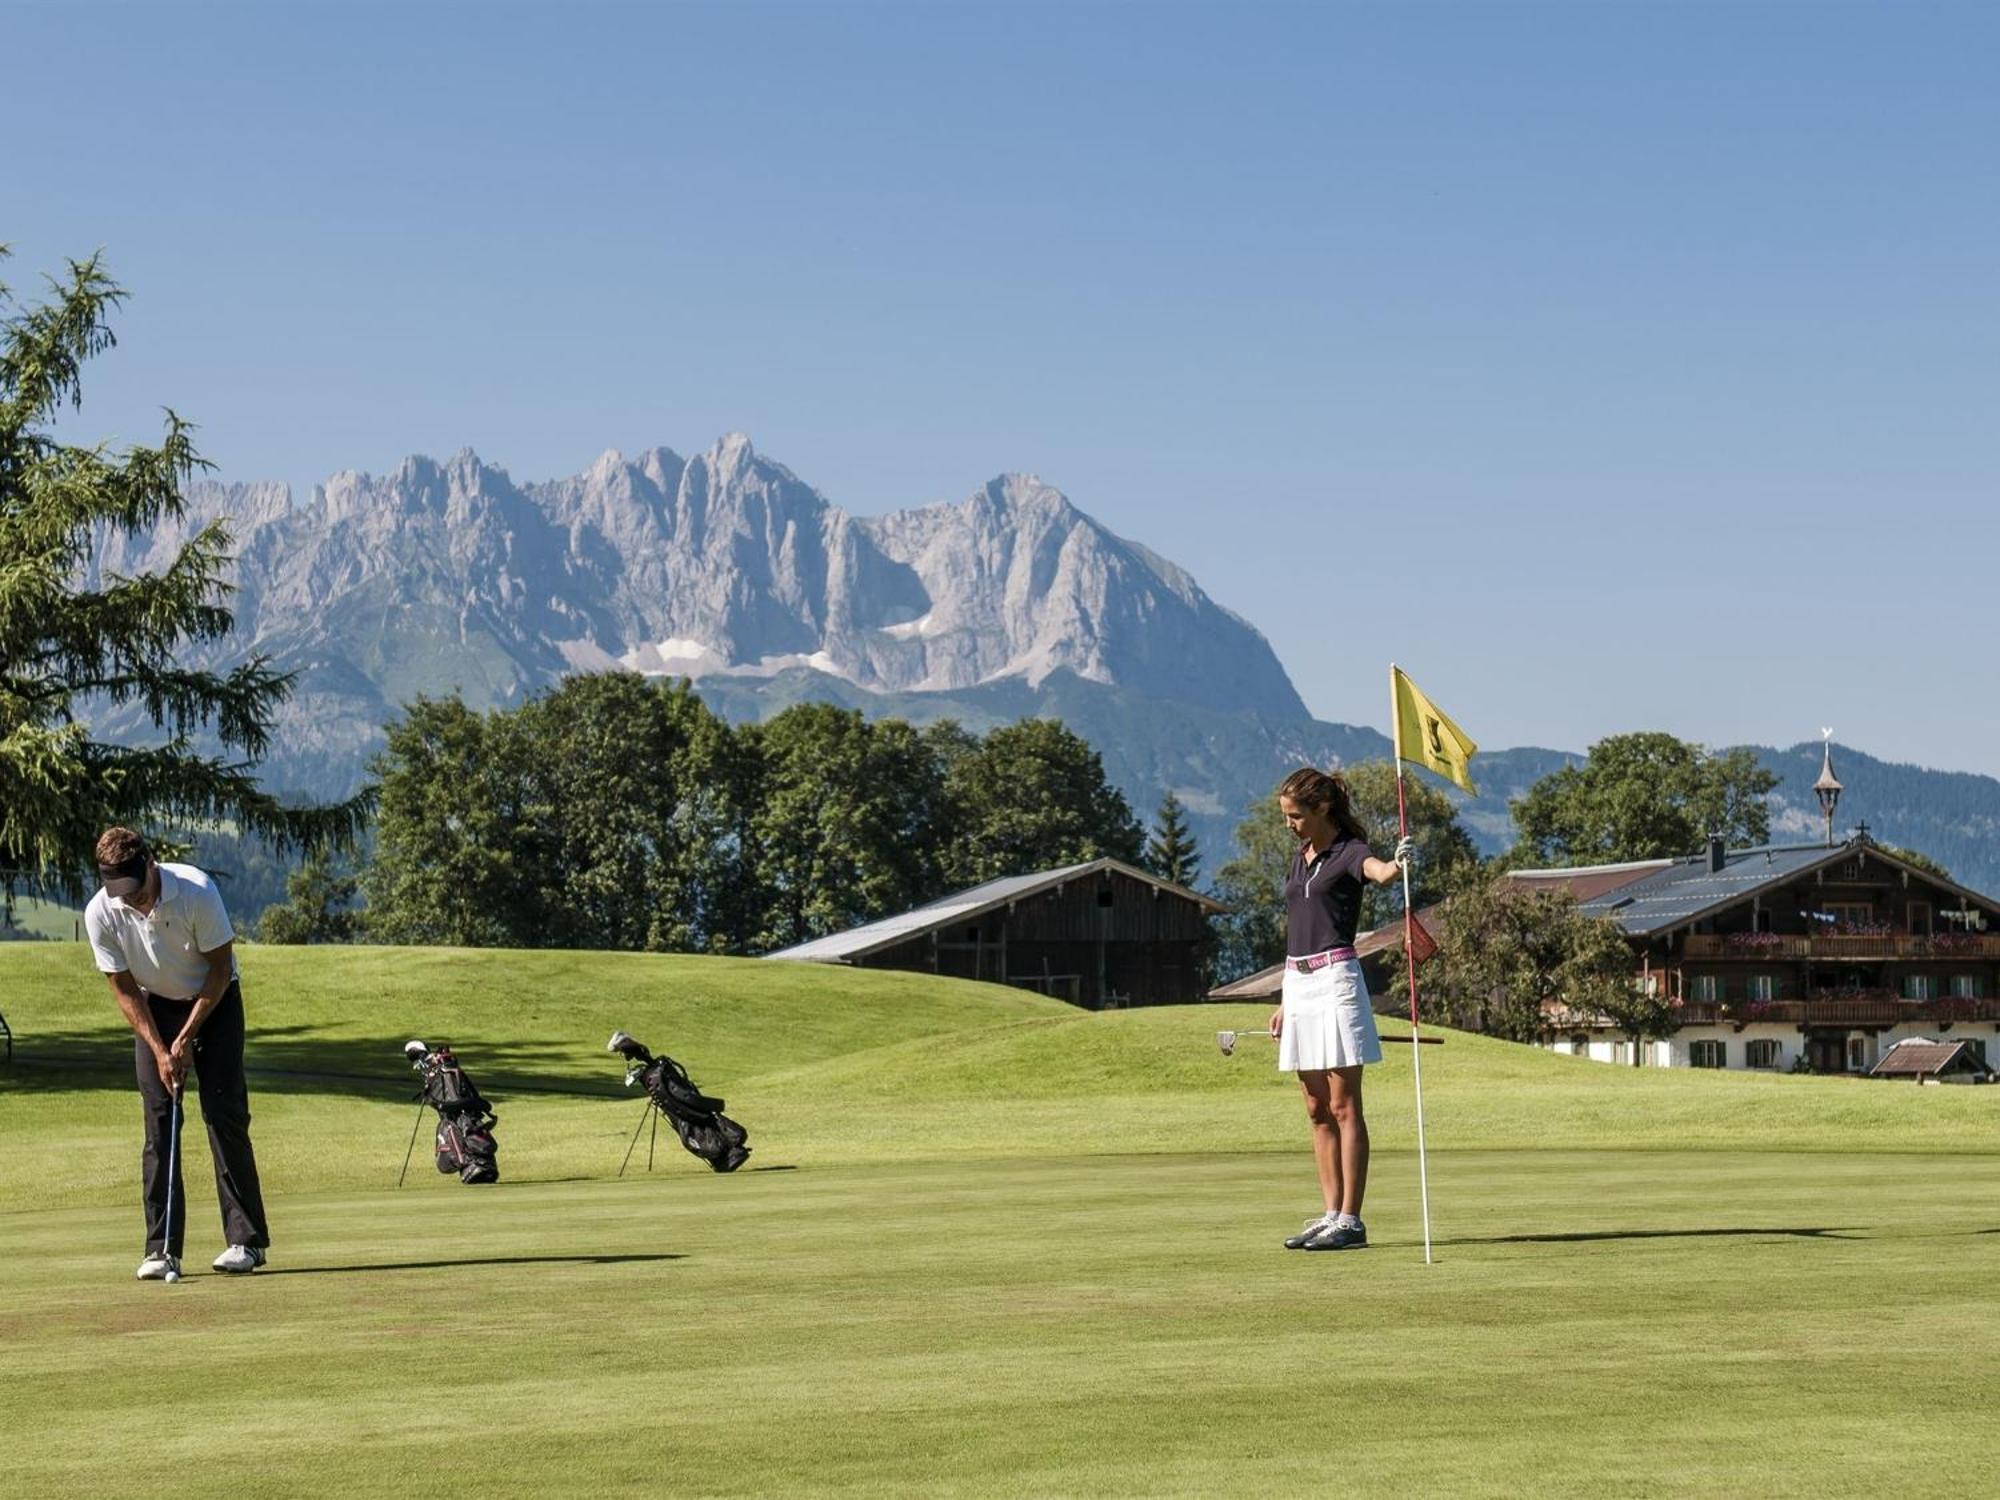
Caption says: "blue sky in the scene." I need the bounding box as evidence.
[7,1,1996,772]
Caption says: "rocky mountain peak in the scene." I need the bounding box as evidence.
[134,433,1310,795]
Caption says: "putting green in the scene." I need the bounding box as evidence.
[4,944,1999,1496]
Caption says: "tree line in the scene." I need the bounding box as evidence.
[262,675,1159,952]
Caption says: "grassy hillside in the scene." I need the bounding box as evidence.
[5,943,1998,1217]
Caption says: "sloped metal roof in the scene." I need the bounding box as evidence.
[1505,859,1674,903]
[763,857,1228,964]
[1577,844,1856,935]
[1206,962,1283,1000]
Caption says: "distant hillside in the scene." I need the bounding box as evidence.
[81,433,2000,903]
[1760,741,2000,894]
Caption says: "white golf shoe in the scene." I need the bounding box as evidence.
[212,1244,266,1274]
[136,1250,178,1280]
[1284,1214,1336,1250]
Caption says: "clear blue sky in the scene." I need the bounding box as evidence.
[8,1,1996,773]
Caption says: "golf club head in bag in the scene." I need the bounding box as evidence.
[406,1041,501,1184]
[606,1029,750,1172]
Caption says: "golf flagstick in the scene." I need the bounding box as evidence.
[1390,664,1436,1266]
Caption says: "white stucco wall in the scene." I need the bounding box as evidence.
[1546,1022,1999,1072]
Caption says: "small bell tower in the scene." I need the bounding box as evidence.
[1813,729,1844,848]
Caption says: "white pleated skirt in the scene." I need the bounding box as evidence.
[1278,957,1383,1071]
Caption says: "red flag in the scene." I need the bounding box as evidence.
[1404,910,1439,967]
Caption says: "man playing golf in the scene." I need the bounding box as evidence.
[85,827,271,1279]
[1270,769,1410,1252]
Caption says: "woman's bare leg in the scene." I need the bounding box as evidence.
[1328,1065,1368,1218]
[1298,1071,1339,1215]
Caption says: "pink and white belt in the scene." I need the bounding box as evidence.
[1285,947,1357,973]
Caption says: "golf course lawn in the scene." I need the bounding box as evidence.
[4,944,1999,1497]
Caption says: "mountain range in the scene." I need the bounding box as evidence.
[91,433,2000,899]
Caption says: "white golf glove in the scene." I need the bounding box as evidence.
[1394,836,1417,873]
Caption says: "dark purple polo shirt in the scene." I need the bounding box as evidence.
[1286,837,1370,956]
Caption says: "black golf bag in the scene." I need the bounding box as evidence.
[406,1041,500,1184]
[607,1030,750,1172]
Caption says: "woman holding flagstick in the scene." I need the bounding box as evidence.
[1270,768,1412,1251]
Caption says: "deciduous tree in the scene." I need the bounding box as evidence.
[1336,759,1484,930]
[939,718,1142,888]
[1413,878,1658,1047]
[1511,732,1777,867]
[743,703,950,950]
[255,855,360,944]
[1209,792,1290,983]
[361,697,540,946]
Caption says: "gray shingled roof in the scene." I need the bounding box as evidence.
[763,857,1228,964]
[1576,844,1852,935]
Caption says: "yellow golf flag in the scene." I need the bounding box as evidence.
[1390,665,1478,794]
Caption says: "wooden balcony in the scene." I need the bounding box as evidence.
[1669,992,2000,1027]
[1680,933,2000,961]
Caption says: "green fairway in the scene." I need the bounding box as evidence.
[5,943,2000,1497]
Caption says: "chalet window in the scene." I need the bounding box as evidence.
[1689,975,1719,1002]
[1748,975,1775,1002]
[1903,975,1937,1001]
[1827,901,1872,927]
[1754,908,1774,933]
[1847,1037,1867,1071]
[1689,1040,1726,1068]
[1950,975,1982,999]
[1096,890,1115,909]
[1569,1033,1591,1057]
[1746,1039,1781,1069]
[1908,902,1933,936]
[1840,860,1864,881]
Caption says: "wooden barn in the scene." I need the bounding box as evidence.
[762,858,1227,1008]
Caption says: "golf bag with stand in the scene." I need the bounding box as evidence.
[402,1040,500,1185]
[607,1030,750,1173]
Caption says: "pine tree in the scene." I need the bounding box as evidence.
[0,249,366,907]
[1145,790,1200,888]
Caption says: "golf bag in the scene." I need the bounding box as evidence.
[406,1041,500,1184]
[607,1030,750,1172]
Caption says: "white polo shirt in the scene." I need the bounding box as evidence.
[85,862,239,1000]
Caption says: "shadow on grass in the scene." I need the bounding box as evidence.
[262,1252,686,1276]
[0,1025,660,1102]
[1441,1226,1860,1246]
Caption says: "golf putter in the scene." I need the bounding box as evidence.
[1215,1027,1441,1056]
[160,1078,184,1283]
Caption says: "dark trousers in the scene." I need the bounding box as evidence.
[134,984,270,1255]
